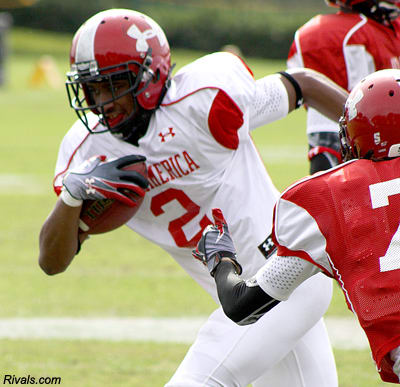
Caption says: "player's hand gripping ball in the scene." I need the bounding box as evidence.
[62,154,149,234]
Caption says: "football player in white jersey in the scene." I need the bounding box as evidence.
[287,0,400,174]
[38,9,347,387]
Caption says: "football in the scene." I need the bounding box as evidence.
[78,160,147,235]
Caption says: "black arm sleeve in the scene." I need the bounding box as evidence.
[214,260,280,326]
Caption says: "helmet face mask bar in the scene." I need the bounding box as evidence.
[339,116,354,161]
[66,50,154,136]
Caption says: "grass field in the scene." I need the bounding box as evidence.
[0,28,395,386]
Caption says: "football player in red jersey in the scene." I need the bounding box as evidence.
[287,0,400,174]
[196,69,400,383]
[38,8,348,387]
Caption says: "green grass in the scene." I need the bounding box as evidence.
[0,339,395,387]
[0,339,189,387]
[0,28,383,386]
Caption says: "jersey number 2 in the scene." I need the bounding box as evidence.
[151,188,212,248]
[370,178,400,272]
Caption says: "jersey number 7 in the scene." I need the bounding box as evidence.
[370,178,400,272]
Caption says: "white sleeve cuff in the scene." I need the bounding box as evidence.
[255,254,320,301]
[249,74,289,130]
[60,189,83,207]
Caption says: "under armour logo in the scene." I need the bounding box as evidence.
[158,127,175,142]
[85,178,96,195]
[127,21,167,52]
[262,238,275,251]
[258,234,277,260]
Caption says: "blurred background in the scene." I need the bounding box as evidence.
[4,0,330,57]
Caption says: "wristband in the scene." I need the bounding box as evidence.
[60,189,83,207]
[278,71,304,109]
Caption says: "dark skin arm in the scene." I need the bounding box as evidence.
[279,68,348,121]
[38,154,148,276]
[38,197,86,275]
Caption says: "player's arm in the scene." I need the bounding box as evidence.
[279,68,348,121]
[214,251,320,325]
[212,259,280,325]
[248,69,347,132]
[192,209,276,325]
[193,208,320,325]
[39,198,83,275]
[38,154,149,275]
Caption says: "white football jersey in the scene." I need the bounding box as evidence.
[54,52,289,301]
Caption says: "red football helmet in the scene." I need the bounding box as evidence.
[339,69,400,160]
[325,0,400,23]
[66,9,172,143]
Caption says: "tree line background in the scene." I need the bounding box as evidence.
[2,0,333,59]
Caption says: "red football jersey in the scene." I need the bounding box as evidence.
[272,158,400,383]
[287,12,400,136]
[288,12,400,92]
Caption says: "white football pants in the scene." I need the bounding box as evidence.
[165,272,337,387]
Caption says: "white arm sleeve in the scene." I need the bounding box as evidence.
[255,253,321,301]
[249,74,289,130]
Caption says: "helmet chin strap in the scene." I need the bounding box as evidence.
[106,102,154,146]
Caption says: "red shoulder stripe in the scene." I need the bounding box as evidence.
[208,89,243,150]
